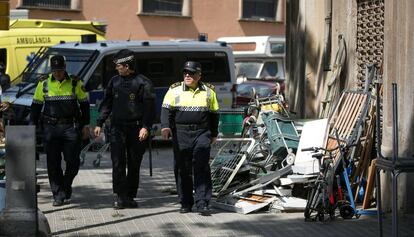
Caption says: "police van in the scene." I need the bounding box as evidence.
[0,19,106,83]
[1,39,236,135]
[217,36,285,83]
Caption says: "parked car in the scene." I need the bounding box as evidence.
[234,79,284,107]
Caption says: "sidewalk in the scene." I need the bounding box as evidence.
[37,146,414,237]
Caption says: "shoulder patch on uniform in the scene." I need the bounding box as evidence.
[170,82,182,89]
[70,74,81,81]
[203,82,215,90]
[37,75,48,82]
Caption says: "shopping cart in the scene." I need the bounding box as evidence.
[79,105,110,167]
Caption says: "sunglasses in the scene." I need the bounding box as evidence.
[183,70,196,76]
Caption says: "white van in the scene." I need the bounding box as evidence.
[217,36,285,83]
[1,39,237,135]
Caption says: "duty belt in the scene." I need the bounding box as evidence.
[175,123,208,131]
[43,115,76,125]
[112,120,141,126]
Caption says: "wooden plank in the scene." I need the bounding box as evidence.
[351,104,375,184]
[333,93,353,135]
[334,93,356,136]
[362,159,377,209]
[341,94,365,139]
[335,93,362,140]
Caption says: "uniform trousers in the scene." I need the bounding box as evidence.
[110,123,145,199]
[172,128,212,208]
[43,123,81,201]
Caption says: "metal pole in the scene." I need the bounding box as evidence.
[391,83,398,237]
[148,133,153,177]
[392,83,398,163]
[375,80,383,236]
[376,168,383,237]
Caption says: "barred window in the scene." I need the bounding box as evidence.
[242,0,278,21]
[20,0,79,10]
[142,0,183,15]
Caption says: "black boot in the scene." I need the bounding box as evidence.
[123,197,138,208]
[197,203,211,216]
[179,205,192,213]
[53,198,64,207]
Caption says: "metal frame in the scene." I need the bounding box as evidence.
[211,138,256,196]
[375,83,414,237]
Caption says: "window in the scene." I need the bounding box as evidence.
[22,49,95,83]
[235,62,262,78]
[140,0,185,16]
[270,42,285,54]
[241,0,278,21]
[85,55,117,91]
[138,0,191,17]
[19,0,80,10]
[260,61,278,78]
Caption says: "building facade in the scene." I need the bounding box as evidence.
[10,0,285,41]
[286,0,414,212]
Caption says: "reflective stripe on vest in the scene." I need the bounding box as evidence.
[205,85,211,109]
[174,86,181,106]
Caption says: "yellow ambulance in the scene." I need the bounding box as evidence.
[0,19,106,83]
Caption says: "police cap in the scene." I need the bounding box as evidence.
[183,61,201,73]
[50,55,66,71]
[113,49,135,65]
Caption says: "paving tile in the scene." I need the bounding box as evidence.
[36,147,414,237]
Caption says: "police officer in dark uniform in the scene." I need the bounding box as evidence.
[30,55,90,206]
[94,49,155,209]
[161,61,219,215]
[0,62,10,92]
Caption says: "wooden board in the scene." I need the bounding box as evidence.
[362,159,377,209]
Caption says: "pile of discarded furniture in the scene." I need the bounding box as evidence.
[211,67,379,219]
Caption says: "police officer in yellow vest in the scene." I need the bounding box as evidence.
[161,61,219,215]
[30,55,90,206]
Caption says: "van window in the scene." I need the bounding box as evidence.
[260,61,278,78]
[86,51,231,91]
[270,43,285,54]
[132,51,230,87]
[85,55,117,91]
[185,52,230,83]
[22,49,96,83]
[134,54,175,87]
[235,61,261,78]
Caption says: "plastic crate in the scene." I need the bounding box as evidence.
[219,110,244,137]
[89,105,99,128]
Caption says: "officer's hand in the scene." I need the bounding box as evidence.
[138,127,149,141]
[94,126,101,137]
[211,137,218,144]
[161,128,171,140]
[82,126,90,140]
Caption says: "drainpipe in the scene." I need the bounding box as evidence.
[323,0,332,71]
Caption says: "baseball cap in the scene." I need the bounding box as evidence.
[183,61,201,73]
[50,55,66,71]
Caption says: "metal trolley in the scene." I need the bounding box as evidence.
[79,105,110,167]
